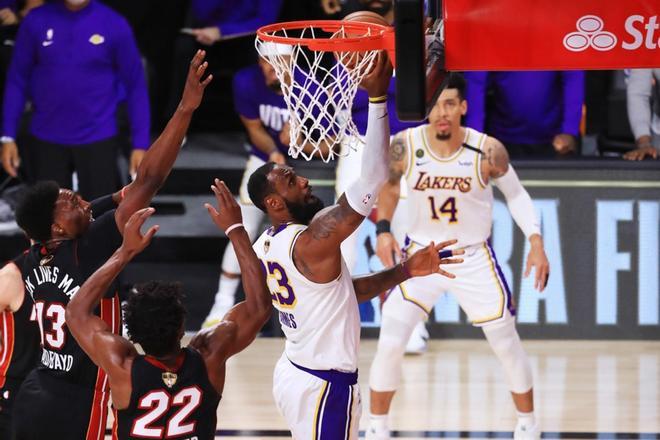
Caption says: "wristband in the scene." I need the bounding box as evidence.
[368,95,388,103]
[225,223,244,235]
[375,219,391,235]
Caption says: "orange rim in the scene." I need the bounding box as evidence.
[256,20,395,53]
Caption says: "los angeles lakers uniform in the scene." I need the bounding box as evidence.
[113,347,221,440]
[254,223,361,439]
[384,126,515,326]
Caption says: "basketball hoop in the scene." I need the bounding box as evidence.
[256,21,394,162]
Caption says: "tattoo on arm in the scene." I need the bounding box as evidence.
[485,139,510,178]
[388,134,406,182]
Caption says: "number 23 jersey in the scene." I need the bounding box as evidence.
[253,223,360,372]
[403,125,494,248]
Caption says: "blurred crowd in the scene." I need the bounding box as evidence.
[0,0,657,225]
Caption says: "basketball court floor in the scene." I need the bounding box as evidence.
[105,338,660,439]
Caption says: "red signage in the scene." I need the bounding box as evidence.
[444,0,660,70]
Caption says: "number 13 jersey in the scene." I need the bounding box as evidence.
[253,223,360,372]
[403,125,494,248]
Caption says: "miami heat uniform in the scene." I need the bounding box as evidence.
[384,126,515,326]
[11,195,122,440]
[113,347,221,440]
[254,223,362,439]
[0,256,40,438]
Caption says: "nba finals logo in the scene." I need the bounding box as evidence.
[162,372,178,388]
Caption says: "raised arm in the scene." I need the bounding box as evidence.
[190,180,272,387]
[482,137,550,291]
[66,209,158,385]
[0,262,25,313]
[375,130,408,268]
[113,50,213,231]
[353,240,464,303]
[294,54,393,282]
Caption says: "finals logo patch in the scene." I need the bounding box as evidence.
[89,34,105,45]
[162,372,178,388]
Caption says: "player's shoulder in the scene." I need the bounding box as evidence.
[20,3,53,27]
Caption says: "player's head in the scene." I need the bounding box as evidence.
[15,181,93,243]
[123,281,186,357]
[358,0,393,15]
[428,73,467,141]
[247,162,324,225]
[257,42,292,94]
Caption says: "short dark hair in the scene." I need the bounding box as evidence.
[247,162,277,211]
[445,72,466,100]
[15,181,60,243]
[123,281,186,357]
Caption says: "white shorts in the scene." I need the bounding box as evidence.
[239,154,266,205]
[383,239,516,327]
[272,354,361,440]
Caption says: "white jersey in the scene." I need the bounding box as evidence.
[403,125,493,247]
[253,223,360,372]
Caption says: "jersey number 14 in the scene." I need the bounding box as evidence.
[428,196,458,223]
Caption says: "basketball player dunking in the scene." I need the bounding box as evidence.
[66,181,273,440]
[246,54,463,439]
[366,73,550,440]
[3,51,212,440]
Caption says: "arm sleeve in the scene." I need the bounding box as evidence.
[559,70,585,136]
[217,0,282,36]
[464,71,487,132]
[2,15,37,138]
[626,69,653,140]
[90,194,117,217]
[114,17,151,150]
[493,166,541,239]
[344,102,390,216]
[78,210,123,279]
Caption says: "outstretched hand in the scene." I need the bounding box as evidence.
[204,179,243,234]
[404,240,464,279]
[120,208,159,258]
[180,50,214,112]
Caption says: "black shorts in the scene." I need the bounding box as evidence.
[0,376,24,440]
[11,369,110,440]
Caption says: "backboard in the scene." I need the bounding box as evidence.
[394,0,448,121]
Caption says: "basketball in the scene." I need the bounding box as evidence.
[337,11,390,73]
[342,10,390,27]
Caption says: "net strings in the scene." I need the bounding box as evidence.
[256,25,380,162]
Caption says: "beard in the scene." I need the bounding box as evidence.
[435,132,451,141]
[267,80,282,93]
[285,196,325,225]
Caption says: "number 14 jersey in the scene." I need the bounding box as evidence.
[403,125,494,248]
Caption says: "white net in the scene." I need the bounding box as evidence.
[256,24,384,162]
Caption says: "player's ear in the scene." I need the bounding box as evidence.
[460,98,468,116]
[264,194,283,211]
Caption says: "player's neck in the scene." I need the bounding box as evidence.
[147,348,184,369]
[427,125,465,157]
